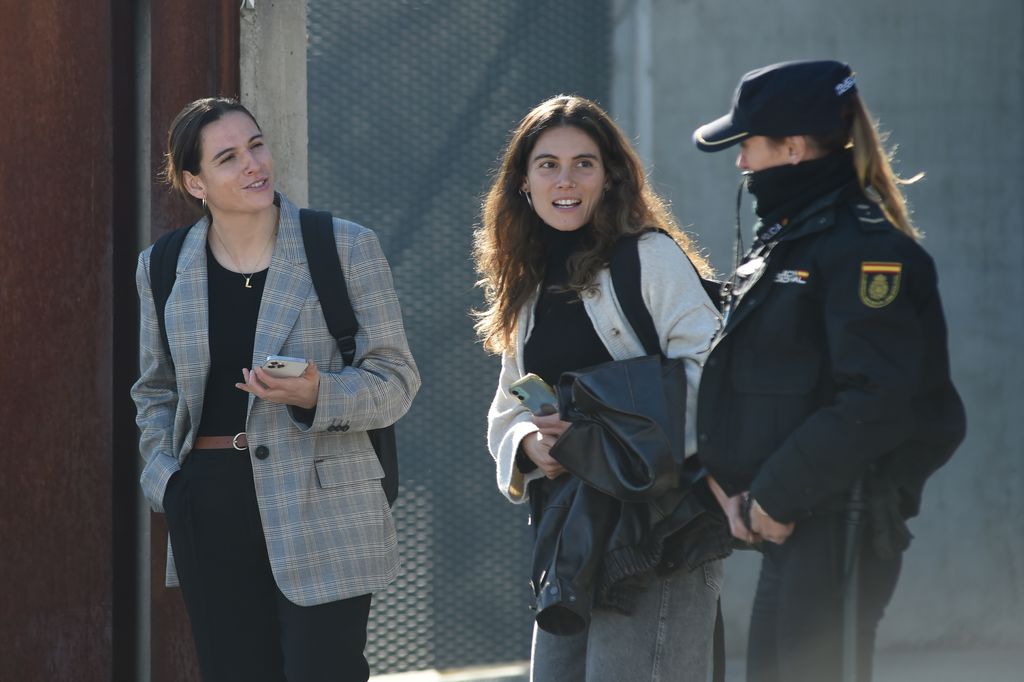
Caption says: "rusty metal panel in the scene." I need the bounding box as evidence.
[0,1,115,680]
[150,0,240,238]
[147,1,239,680]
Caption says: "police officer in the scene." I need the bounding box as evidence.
[692,60,965,682]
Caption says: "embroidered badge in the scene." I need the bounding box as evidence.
[859,262,902,308]
[774,269,809,285]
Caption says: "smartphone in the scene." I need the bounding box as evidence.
[509,373,558,415]
[262,355,309,378]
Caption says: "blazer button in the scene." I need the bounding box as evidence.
[340,424,350,432]
[254,445,270,460]
[698,433,709,443]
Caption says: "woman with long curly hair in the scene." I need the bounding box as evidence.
[475,95,728,682]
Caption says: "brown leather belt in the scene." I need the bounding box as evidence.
[193,432,248,451]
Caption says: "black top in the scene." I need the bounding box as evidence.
[524,225,612,387]
[197,243,268,437]
[521,225,612,482]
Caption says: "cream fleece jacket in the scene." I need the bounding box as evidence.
[487,231,722,503]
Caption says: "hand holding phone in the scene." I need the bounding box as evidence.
[261,355,309,378]
[509,373,558,416]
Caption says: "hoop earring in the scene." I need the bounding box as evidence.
[520,190,534,211]
[201,197,208,211]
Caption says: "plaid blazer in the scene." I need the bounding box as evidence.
[131,194,420,605]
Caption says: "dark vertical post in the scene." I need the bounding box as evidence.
[111,0,142,679]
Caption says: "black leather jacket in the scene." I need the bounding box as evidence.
[528,457,731,635]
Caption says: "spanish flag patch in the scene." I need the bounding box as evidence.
[859,262,902,308]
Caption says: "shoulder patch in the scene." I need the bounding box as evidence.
[860,262,902,308]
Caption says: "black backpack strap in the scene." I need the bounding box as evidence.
[299,209,359,365]
[148,225,193,361]
[299,209,400,506]
[609,233,662,356]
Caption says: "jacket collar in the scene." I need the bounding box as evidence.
[769,180,861,243]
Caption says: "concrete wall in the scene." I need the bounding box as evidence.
[240,0,309,207]
[612,0,1024,652]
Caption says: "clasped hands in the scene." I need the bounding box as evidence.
[236,361,321,409]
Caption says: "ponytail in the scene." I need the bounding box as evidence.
[810,95,922,240]
[849,96,922,239]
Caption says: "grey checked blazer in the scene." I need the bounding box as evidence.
[131,194,420,606]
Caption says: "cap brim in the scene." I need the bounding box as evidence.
[693,112,749,152]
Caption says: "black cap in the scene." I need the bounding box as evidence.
[693,60,857,152]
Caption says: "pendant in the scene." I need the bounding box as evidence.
[243,274,253,289]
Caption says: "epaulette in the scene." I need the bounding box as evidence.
[851,201,889,231]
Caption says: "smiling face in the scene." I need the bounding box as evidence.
[521,125,607,232]
[183,111,275,217]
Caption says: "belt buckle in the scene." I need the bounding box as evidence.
[232,432,248,451]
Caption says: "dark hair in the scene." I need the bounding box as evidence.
[473,95,711,354]
[162,97,261,213]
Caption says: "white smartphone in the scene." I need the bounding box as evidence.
[262,355,309,378]
[509,373,558,415]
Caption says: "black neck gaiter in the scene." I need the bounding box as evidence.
[747,150,857,225]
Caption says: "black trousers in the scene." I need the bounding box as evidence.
[162,448,372,682]
[746,512,901,682]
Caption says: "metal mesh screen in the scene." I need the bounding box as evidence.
[307,1,610,672]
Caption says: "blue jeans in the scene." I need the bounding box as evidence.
[531,560,723,682]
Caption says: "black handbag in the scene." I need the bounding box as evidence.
[550,353,689,501]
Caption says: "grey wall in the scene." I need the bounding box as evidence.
[240,0,308,207]
[612,0,1024,652]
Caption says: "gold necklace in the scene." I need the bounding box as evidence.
[211,224,277,288]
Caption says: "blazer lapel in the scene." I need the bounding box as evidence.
[250,196,313,413]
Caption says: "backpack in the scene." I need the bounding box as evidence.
[147,209,399,506]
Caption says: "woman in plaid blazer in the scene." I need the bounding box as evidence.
[131,98,420,682]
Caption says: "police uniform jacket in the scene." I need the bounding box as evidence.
[697,182,965,524]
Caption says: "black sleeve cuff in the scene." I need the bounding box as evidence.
[290,404,317,427]
[516,445,538,474]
